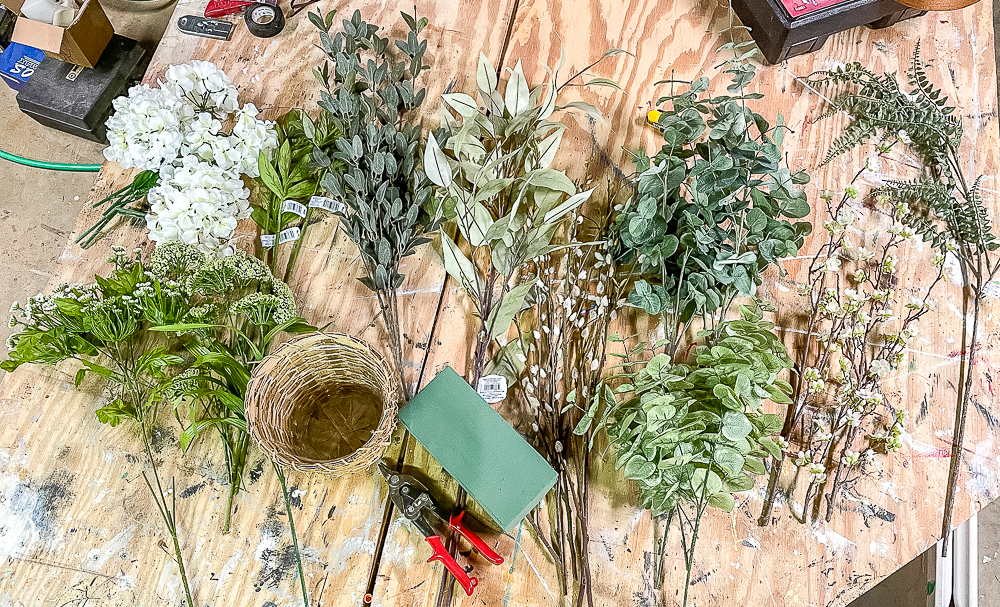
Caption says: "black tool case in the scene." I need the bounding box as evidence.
[15,35,149,143]
[731,0,926,64]
[0,4,17,51]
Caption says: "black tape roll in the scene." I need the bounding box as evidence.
[245,3,285,38]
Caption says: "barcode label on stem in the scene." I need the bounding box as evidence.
[281,200,308,217]
[278,227,301,244]
[260,234,276,248]
[477,375,508,404]
[309,195,344,213]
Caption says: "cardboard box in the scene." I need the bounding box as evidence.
[10,0,112,68]
[3,0,24,15]
[0,41,44,89]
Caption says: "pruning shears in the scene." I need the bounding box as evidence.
[378,462,504,596]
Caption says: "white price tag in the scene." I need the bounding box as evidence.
[260,234,276,248]
[476,375,508,404]
[308,195,344,213]
[281,199,308,217]
[278,226,301,244]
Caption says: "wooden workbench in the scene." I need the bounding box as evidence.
[1,0,998,605]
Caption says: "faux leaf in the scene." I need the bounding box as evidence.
[557,100,603,121]
[424,132,453,188]
[439,229,480,291]
[462,201,495,247]
[530,169,577,195]
[708,492,736,512]
[542,188,595,224]
[477,52,499,108]
[585,77,623,91]
[443,92,480,118]
[721,410,753,441]
[486,277,536,339]
[505,60,530,116]
[573,394,601,436]
[713,445,745,477]
[757,436,782,459]
[536,128,564,169]
[625,455,656,481]
[258,151,283,198]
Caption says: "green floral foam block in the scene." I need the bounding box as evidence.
[398,366,557,533]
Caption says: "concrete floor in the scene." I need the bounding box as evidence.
[0,2,998,606]
[980,499,1000,604]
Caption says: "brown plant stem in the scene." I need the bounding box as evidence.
[940,253,979,554]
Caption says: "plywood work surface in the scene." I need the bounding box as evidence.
[0,0,998,606]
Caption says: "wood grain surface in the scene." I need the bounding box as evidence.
[0,0,998,606]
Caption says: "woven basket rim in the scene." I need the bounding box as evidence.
[245,331,400,475]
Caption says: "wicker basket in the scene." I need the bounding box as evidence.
[245,333,400,475]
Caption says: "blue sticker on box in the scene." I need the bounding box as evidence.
[0,43,45,91]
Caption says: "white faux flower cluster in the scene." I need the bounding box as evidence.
[104,83,186,171]
[103,61,277,255]
[145,157,251,255]
[178,104,275,178]
[161,61,239,116]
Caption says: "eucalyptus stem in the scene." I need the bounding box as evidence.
[385,290,409,399]
[274,462,310,607]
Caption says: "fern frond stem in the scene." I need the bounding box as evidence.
[940,250,982,554]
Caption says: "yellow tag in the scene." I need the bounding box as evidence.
[646,109,662,125]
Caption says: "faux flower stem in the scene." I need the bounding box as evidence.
[275,462,309,607]
[219,430,250,534]
[283,172,328,285]
[76,170,159,249]
[141,428,195,607]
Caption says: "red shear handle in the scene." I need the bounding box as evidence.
[425,535,479,596]
[449,512,504,565]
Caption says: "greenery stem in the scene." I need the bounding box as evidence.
[283,172,327,284]
[385,289,409,399]
[757,454,785,527]
[680,500,706,607]
[275,461,310,607]
[141,427,195,607]
[940,252,976,552]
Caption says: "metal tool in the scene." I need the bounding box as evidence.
[176,15,234,40]
[378,462,503,596]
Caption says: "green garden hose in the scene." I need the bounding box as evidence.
[0,149,102,172]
